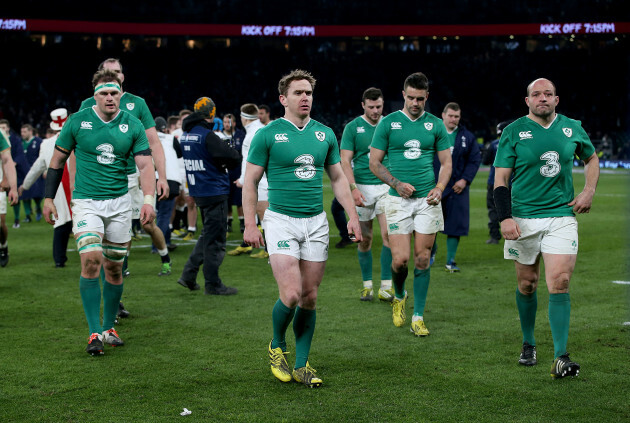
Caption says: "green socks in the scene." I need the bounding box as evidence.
[549,293,571,358]
[392,266,408,299]
[380,246,392,280]
[446,236,460,264]
[293,307,316,369]
[358,250,373,282]
[515,289,537,346]
[271,299,295,352]
[102,281,124,331]
[79,276,102,335]
[413,268,430,316]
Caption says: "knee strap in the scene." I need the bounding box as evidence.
[76,232,102,254]
[102,242,128,263]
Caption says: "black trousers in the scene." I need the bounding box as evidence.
[180,196,228,290]
[53,221,72,266]
[486,184,501,241]
[331,197,350,241]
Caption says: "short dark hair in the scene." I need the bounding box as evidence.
[443,102,460,113]
[92,69,122,88]
[241,103,259,116]
[258,104,271,114]
[98,58,122,72]
[362,87,383,103]
[278,69,316,97]
[21,123,34,131]
[403,72,429,92]
[167,115,179,127]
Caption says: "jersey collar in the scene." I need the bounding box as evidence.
[360,115,381,127]
[400,109,425,122]
[281,117,311,131]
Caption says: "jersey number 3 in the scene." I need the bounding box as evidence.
[539,151,560,178]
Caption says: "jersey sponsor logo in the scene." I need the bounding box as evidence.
[81,121,93,130]
[96,143,116,165]
[294,154,316,179]
[562,128,573,137]
[391,122,402,130]
[119,124,129,133]
[275,133,289,142]
[424,122,433,131]
[403,140,422,160]
[357,126,365,133]
[126,103,135,111]
[539,151,561,177]
[508,248,519,257]
[519,131,533,139]
[277,240,290,249]
[315,131,326,142]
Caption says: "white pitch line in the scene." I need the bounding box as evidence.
[612,281,630,285]
[623,322,630,326]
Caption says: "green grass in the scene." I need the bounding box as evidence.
[1,169,628,422]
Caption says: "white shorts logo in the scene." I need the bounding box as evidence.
[119,124,128,133]
[96,143,116,165]
[519,131,533,139]
[315,131,326,142]
[562,128,572,137]
[403,140,422,160]
[391,122,402,130]
[81,121,93,129]
[126,103,135,111]
[275,133,289,142]
[424,122,433,131]
[294,154,316,179]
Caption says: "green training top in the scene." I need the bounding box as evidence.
[371,110,450,198]
[80,92,154,175]
[247,118,340,218]
[493,114,595,218]
[340,115,388,185]
[56,107,150,200]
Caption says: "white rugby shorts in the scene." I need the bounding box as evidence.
[356,183,389,222]
[504,216,578,265]
[262,209,329,261]
[0,191,6,215]
[384,194,444,235]
[71,194,132,243]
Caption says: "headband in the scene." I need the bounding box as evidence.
[94,82,122,95]
[240,112,258,120]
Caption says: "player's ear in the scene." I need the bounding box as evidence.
[279,95,288,107]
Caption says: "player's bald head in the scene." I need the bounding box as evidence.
[527,78,556,96]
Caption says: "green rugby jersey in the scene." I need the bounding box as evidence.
[56,107,150,200]
[247,118,340,218]
[0,131,9,180]
[340,116,388,185]
[80,92,155,175]
[371,110,449,198]
[493,114,595,218]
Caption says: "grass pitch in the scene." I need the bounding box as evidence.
[0,169,628,422]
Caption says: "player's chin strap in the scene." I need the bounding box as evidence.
[493,185,512,222]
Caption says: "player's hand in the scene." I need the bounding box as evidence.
[346,216,362,243]
[395,181,415,199]
[568,190,594,214]
[243,224,265,248]
[7,187,18,206]
[500,218,521,240]
[426,187,443,205]
[235,180,243,188]
[156,178,170,200]
[351,187,366,207]
[18,185,24,196]
[42,198,57,225]
[452,179,467,194]
[139,204,156,225]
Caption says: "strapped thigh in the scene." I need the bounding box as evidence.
[76,232,102,254]
[102,242,128,263]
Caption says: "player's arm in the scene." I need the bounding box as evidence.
[369,146,415,199]
[242,162,265,248]
[1,148,18,205]
[236,138,251,188]
[326,162,362,242]
[135,152,157,225]
[42,146,71,224]
[494,166,520,240]
[145,126,169,200]
[569,152,599,213]
[340,149,366,207]
[427,148,452,204]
